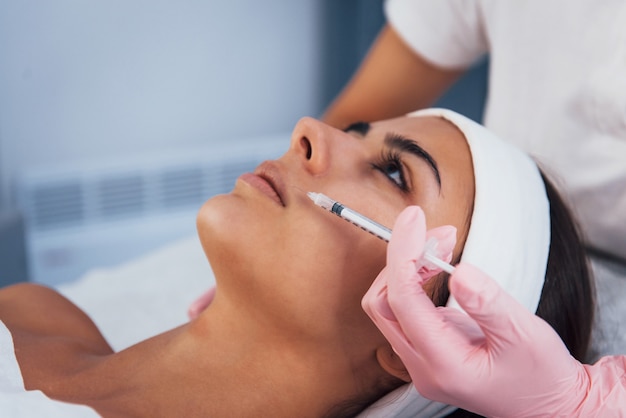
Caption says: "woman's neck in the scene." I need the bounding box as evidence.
[76,299,360,417]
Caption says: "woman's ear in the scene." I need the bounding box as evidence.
[375,345,411,383]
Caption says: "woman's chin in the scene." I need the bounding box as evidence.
[197,195,238,245]
[195,194,263,271]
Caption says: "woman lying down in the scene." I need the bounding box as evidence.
[0,109,594,418]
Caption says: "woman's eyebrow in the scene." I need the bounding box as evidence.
[343,121,370,136]
[385,133,442,187]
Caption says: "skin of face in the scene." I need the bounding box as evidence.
[0,115,474,417]
[195,115,474,376]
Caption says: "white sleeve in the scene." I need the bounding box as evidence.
[384,0,488,69]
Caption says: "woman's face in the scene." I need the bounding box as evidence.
[197,115,474,345]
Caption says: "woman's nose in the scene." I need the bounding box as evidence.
[289,117,332,175]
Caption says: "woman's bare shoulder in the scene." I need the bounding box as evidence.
[0,283,114,397]
[0,282,112,352]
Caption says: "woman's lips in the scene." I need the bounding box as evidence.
[239,172,284,206]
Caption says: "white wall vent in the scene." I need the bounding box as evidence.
[31,181,85,229]
[15,135,288,285]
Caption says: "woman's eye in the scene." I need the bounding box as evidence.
[382,161,403,186]
[373,153,408,191]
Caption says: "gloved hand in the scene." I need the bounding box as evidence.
[188,287,216,320]
[362,206,625,418]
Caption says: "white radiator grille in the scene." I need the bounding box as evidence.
[15,135,288,284]
[98,174,145,220]
[160,167,205,208]
[31,181,84,229]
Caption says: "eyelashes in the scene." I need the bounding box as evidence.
[372,150,409,192]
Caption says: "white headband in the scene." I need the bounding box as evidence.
[359,108,551,418]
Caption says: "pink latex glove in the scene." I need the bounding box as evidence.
[187,287,216,319]
[362,206,626,417]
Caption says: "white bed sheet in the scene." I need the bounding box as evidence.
[58,235,213,351]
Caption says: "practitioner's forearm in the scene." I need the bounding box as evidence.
[321,25,464,129]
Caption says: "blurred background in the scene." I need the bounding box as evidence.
[0,0,486,286]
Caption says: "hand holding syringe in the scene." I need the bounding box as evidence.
[307,192,456,275]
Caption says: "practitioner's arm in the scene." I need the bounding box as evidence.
[321,25,464,129]
[362,206,626,418]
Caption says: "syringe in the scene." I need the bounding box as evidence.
[307,192,456,275]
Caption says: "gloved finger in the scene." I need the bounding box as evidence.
[363,207,432,357]
[449,263,538,350]
[367,298,483,389]
[418,225,457,280]
[437,307,486,346]
[386,206,427,271]
[384,207,463,358]
[363,206,426,323]
[362,265,397,321]
[187,287,217,320]
[363,281,431,369]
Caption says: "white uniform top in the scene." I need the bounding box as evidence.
[385,0,626,260]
